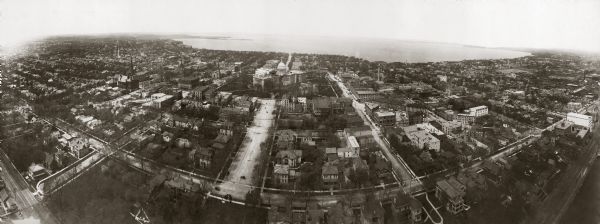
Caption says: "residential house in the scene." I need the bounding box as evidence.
[336,147,359,159]
[27,164,50,182]
[273,164,300,185]
[325,147,339,161]
[68,137,89,159]
[322,163,339,186]
[275,150,303,167]
[345,136,361,156]
[190,146,213,169]
[482,160,504,186]
[435,179,469,214]
[362,196,385,224]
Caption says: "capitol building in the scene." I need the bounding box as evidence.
[253,55,302,90]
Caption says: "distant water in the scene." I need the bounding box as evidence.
[561,159,600,224]
[176,34,530,63]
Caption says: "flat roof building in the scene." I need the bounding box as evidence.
[567,112,593,131]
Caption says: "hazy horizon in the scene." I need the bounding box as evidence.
[1,0,600,54]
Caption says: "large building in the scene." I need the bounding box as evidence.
[374,111,396,127]
[151,93,175,109]
[402,124,441,152]
[566,112,594,131]
[253,58,300,90]
[467,106,488,117]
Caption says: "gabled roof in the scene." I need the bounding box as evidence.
[322,163,339,175]
[276,150,302,160]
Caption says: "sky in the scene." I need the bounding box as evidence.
[1,0,599,52]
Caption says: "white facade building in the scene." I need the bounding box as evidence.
[566,112,594,131]
[468,106,488,117]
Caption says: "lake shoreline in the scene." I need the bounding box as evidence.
[174,35,531,63]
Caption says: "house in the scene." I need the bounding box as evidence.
[68,137,89,159]
[325,147,339,161]
[408,197,424,223]
[435,179,469,214]
[336,147,358,159]
[190,146,213,169]
[219,121,234,136]
[482,160,504,185]
[172,116,203,130]
[327,201,355,224]
[175,138,192,148]
[305,202,325,224]
[276,129,297,148]
[447,177,466,195]
[275,150,303,167]
[322,163,339,186]
[27,163,50,182]
[362,195,385,224]
[346,136,361,155]
[273,164,300,185]
[394,193,424,224]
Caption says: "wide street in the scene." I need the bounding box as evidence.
[218,99,276,199]
[327,72,420,187]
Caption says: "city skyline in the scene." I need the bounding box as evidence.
[1,0,600,53]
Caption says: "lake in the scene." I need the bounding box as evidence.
[176,34,530,63]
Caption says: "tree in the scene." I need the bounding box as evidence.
[348,168,370,187]
[245,188,262,206]
[302,147,324,163]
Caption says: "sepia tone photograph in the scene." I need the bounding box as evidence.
[0,0,600,223]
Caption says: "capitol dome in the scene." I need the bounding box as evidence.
[277,61,287,70]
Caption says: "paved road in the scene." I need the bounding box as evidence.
[327,72,419,186]
[218,99,276,199]
[0,148,57,223]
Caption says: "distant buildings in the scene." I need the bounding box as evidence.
[177,77,199,89]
